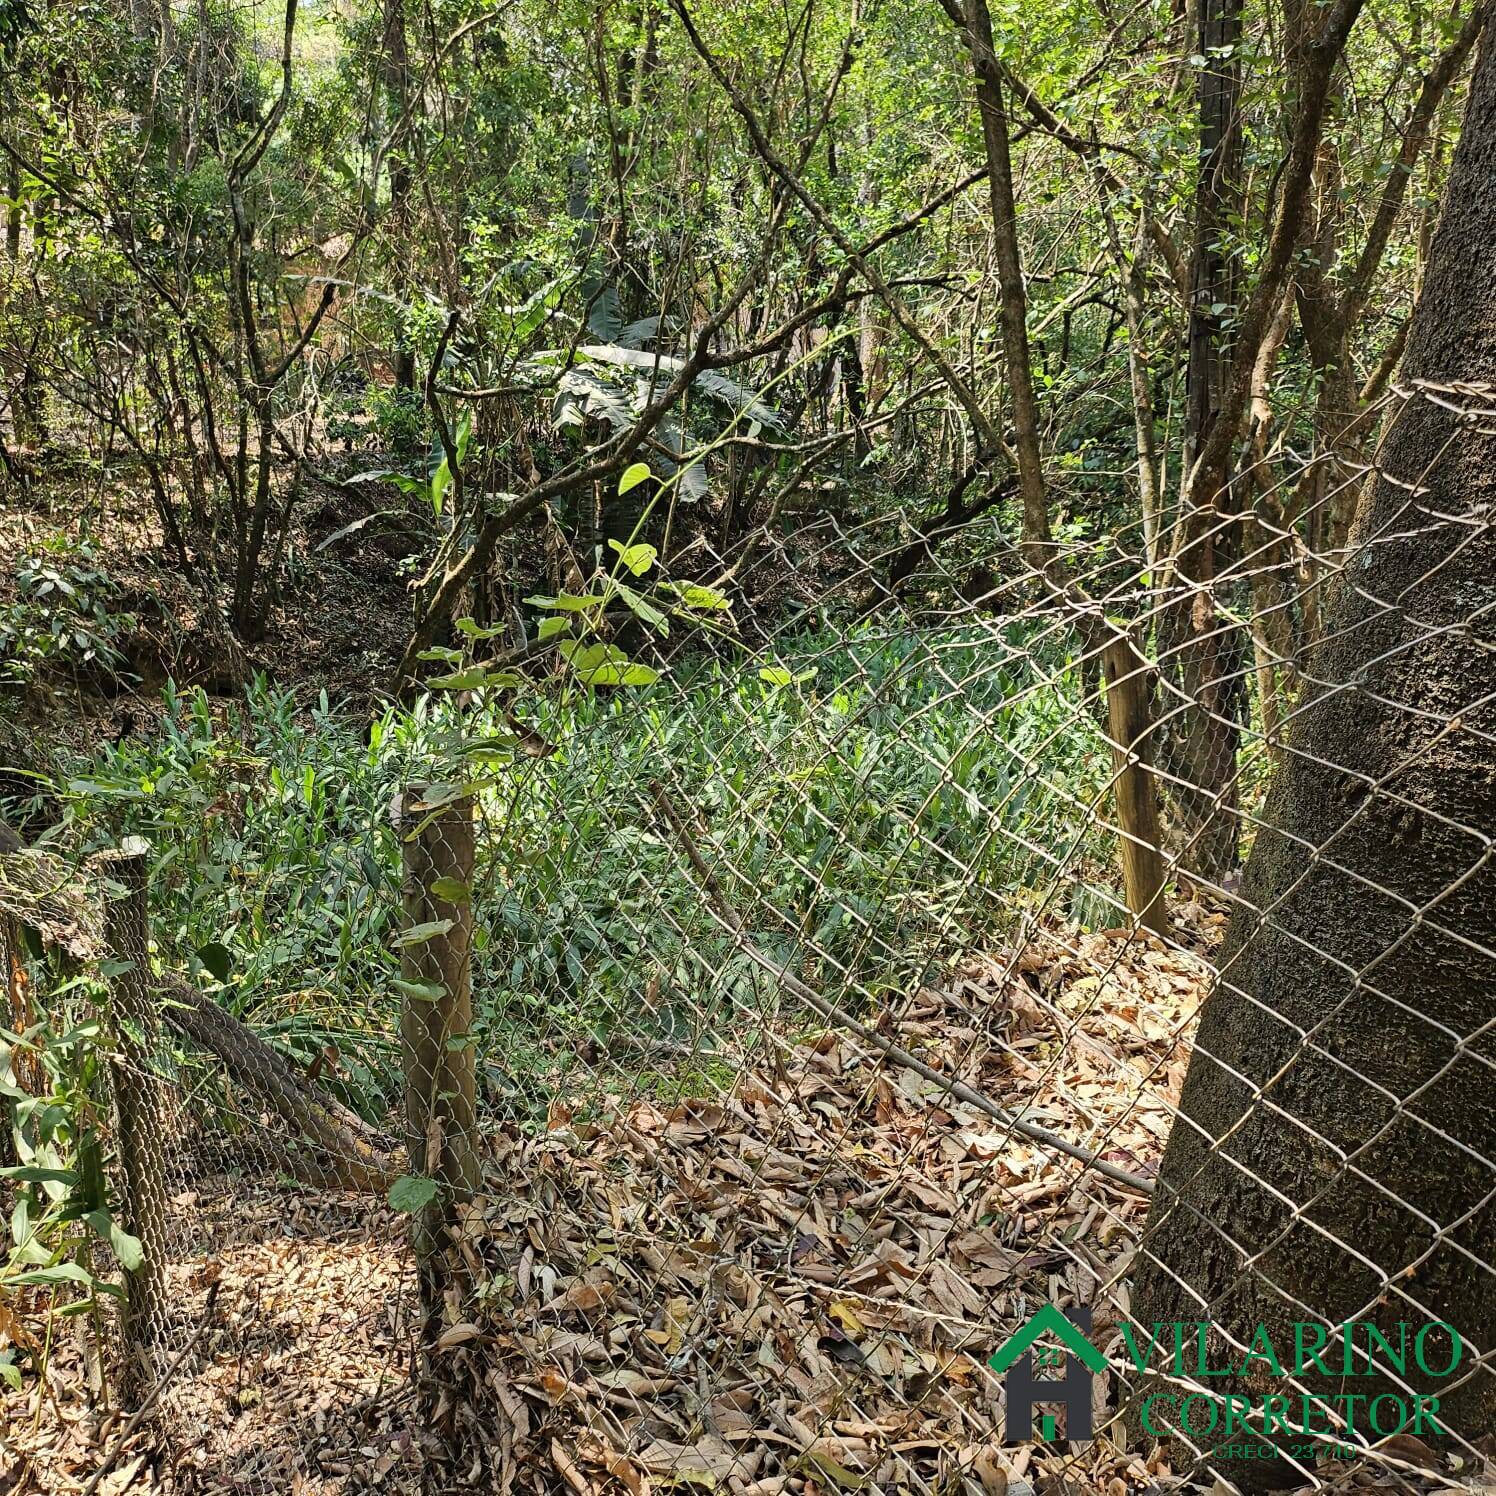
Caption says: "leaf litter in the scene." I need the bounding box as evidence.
[5,912,1486,1494]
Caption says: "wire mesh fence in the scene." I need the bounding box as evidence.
[0,375,1492,1495]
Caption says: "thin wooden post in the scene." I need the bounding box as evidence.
[395,786,479,1286]
[102,837,170,1396]
[1101,638,1171,938]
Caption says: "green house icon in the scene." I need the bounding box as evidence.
[989,1303,1108,1374]
[990,1305,1106,1443]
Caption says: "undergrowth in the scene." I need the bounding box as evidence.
[30,620,1114,1123]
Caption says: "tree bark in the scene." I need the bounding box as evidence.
[382,0,415,392]
[959,0,1051,563]
[101,841,170,1401]
[1102,638,1170,939]
[1130,33,1496,1487]
[1155,0,1246,886]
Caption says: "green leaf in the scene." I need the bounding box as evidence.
[430,877,471,904]
[536,616,571,641]
[8,1262,118,1294]
[426,668,487,690]
[608,538,657,576]
[613,581,670,635]
[576,662,660,687]
[85,1209,144,1272]
[417,646,464,664]
[0,1165,76,1185]
[759,665,815,688]
[618,461,652,495]
[669,582,730,611]
[196,941,233,982]
[393,978,447,1003]
[560,642,626,669]
[455,617,506,640]
[430,458,453,516]
[524,592,607,612]
[427,668,522,691]
[65,779,147,800]
[394,919,455,949]
[389,1174,440,1213]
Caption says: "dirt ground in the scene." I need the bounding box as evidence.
[0,461,417,758]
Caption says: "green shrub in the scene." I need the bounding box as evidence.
[41,622,1111,1122]
[0,535,134,686]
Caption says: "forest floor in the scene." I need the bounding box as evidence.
[18,906,1473,1496]
[0,460,418,761]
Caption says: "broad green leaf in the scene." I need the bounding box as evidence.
[389,1174,440,1213]
[576,662,660,687]
[8,1262,118,1293]
[427,668,488,690]
[669,582,730,611]
[430,876,471,904]
[613,581,670,635]
[608,538,657,576]
[0,1165,76,1184]
[524,592,607,612]
[759,665,816,688]
[618,461,651,495]
[536,616,571,641]
[455,617,506,640]
[560,642,627,669]
[430,453,455,515]
[85,1209,144,1272]
[427,668,522,690]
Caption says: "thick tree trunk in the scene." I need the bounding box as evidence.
[1130,34,1496,1488]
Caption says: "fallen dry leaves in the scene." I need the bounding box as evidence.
[4,914,1487,1495]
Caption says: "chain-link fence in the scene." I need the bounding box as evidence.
[0,375,1492,1496]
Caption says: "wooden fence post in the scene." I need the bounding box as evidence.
[102,837,170,1395]
[395,786,479,1305]
[1101,638,1171,938]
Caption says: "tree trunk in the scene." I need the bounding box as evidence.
[960,0,1050,561]
[1181,0,1243,489]
[1155,0,1246,885]
[102,841,170,1402]
[1102,638,1170,939]
[1129,34,1496,1488]
[383,0,415,392]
